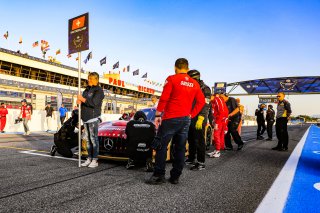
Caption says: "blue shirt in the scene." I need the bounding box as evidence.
[59,107,68,117]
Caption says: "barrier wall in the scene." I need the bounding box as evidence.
[1,109,121,133]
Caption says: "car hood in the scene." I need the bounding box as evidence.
[98,120,127,138]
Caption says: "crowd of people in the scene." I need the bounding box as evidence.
[0,58,293,185]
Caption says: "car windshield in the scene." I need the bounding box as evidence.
[140,108,156,121]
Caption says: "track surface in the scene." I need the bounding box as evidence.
[0,125,309,213]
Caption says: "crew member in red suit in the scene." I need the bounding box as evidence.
[0,103,8,133]
[208,94,229,158]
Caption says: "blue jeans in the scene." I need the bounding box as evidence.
[84,120,99,160]
[153,116,191,179]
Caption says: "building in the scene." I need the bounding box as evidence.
[0,48,161,113]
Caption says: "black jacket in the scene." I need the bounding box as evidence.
[266,109,275,122]
[192,80,211,122]
[81,85,104,122]
[255,108,265,123]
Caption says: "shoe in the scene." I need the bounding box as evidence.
[23,132,27,135]
[225,147,233,151]
[88,159,98,168]
[126,159,135,169]
[210,151,221,158]
[207,150,217,156]
[266,138,272,141]
[278,147,288,152]
[257,136,264,140]
[168,177,179,184]
[26,131,30,136]
[1,131,4,133]
[190,162,205,171]
[145,175,166,185]
[146,159,154,172]
[237,144,244,151]
[185,159,195,165]
[50,145,57,156]
[81,158,92,167]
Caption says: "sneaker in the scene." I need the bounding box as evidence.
[266,138,272,141]
[22,132,27,135]
[237,144,244,151]
[168,177,179,184]
[26,131,31,136]
[145,175,166,185]
[81,158,92,167]
[210,151,221,158]
[190,162,205,171]
[185,159,195,165]
[225,147,233,151]
[207,150,217,156]
[126,159,135,170]
[88,159,98,168]
[278,147,288,152]
[50,145,57,156]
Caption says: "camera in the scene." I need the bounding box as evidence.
[14,118,23,124]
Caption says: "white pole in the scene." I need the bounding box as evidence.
[78,52,82,167]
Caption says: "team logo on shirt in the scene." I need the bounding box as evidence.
[181,81,194,87]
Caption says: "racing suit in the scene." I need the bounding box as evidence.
[0,106,8,132]
[212,96,229,151]
[188,80,211,164]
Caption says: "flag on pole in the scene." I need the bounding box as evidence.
[83,58,88,64]
[141,73,147,78]
[56,49,61,55]
[100,57,106,66]
[113,61,119,69]
[32,41,39,47]
[76,57,79,61]
[67,54,72,58]
[127,65,130,72]
[41,40,50,51]
[133,69,139,76]
[84,51,92,64]
[122,67,126,72]
[3,31,8,39]
[19,37,22,44]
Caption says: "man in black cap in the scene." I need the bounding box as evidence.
[266,105,275,141]
[186,69,211,171]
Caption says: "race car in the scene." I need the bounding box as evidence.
[81,107,212,161]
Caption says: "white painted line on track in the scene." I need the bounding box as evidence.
[255,126,310,213]
[19,150,81,162]
[312,151,320,155]
[314,183,320,191]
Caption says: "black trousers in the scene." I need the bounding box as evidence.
[267,121,274,139]
[60,116,66,125]
[257,122,266,137]
[188,119,206,163]
[225,120,244,149]
[276,118,289,149]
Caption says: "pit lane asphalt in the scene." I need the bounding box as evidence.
[0,125,309,213]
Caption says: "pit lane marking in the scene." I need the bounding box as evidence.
[19,150,81,161]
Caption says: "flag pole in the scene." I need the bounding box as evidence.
[78,51,82,167]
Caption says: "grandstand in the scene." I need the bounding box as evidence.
[0,48,161,112]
